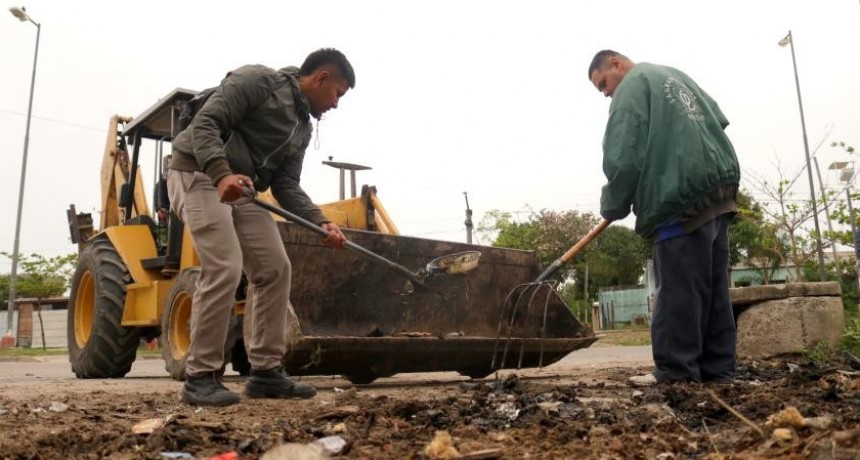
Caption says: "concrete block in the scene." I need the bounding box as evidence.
[736,296,845,359]
[730,282,841,307]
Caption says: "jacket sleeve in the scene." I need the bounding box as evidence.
[270,151,329,225]
[600,109,647,222]
[188,66,276,185]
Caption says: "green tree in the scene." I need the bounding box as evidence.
[1,252,77,304]
[479,208,650,323]
[745,166,821,281]
[478,208,600,282]
[729,190,787,285]
[581,225,649,291]
[1,252,77,349]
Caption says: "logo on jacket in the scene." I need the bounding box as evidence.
[662,77,704,122]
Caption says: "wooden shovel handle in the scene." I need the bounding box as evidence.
[535,219,611,282]
[559,219,611,264]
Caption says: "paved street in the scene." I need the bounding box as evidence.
[0,345,653,400]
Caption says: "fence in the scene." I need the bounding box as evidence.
[597,286,652,330]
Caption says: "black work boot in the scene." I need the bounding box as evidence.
[245,366,317,399]
[182,372,241,407]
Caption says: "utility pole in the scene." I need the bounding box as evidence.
[463,192,473,244]
[780,30,827,281]
[847,187,860,292]
[813,157,838,262]
[7,6,41,333]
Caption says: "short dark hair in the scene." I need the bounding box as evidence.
[588,50,623,79]
[300,48,356,88]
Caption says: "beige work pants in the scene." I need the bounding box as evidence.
[167,170,293,376]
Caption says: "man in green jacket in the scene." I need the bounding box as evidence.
[588,50,740,386]
[167,48,354,406]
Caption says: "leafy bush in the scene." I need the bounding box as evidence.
[842,316,860,356]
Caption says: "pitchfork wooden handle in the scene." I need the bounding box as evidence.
[535,219,611,282]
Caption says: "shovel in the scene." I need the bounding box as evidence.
[534,219,611,282]
[243,193,480,287]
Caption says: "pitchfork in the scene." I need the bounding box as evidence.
[491,219,610,371]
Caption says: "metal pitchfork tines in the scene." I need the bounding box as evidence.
[491,280,560,372]
[490,219,611,373]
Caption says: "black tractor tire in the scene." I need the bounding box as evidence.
[67,238,140,378]
[161,269,244,380]
[161,268,199,381]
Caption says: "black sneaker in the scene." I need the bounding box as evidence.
[182,372,241,406]
[245,366,317,399]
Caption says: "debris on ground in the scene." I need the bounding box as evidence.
[1,356,860,458]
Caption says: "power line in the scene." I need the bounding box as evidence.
[0,107,103,132]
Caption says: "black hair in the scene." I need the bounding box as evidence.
[588,50,624,78]
[299,48,356,88]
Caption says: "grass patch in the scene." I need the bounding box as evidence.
[0,345,161,357]
[596,328,651,347]
[0,347,69,357]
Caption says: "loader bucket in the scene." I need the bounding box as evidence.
[277,223,598,383]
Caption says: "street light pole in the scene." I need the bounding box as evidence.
[6,6,41,333]
[780,30,827,281]
[845,186,860,292]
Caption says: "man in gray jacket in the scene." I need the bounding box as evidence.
[167,48,354,406]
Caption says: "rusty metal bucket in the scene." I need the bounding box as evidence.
[277,223,597,383]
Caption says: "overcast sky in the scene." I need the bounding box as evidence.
[1,0,859,272]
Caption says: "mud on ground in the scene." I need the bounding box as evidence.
[2,357,860,459]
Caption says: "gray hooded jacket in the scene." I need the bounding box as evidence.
[169,64,327,224]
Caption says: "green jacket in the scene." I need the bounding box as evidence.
[169,64,327,224]
[600,62,740,237]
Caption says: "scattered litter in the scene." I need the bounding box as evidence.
[786,363,799,373]
[49,401,69,413]
[30,408,45,414]
[0,407,7,416]
[576,397,620,410]
[392,331,432,337]
[767,406,805,429]
[454,448,504,459]
[494,402,520,421]
[314,405,360,421]
[492,433,511,442]
[160,453,193,459]
[132,418,165,434]
[804,415,834,430]
[771,428,794,442]
[314,435,348,456]
[207,452,238,460]
[656,453,676,460]
[333,387,344,393]
[631,390,644,398]
[261,443,327,460]
[537,401,562,415]
[424,431,460,459]
[332,422,347,433]
[766,406,833,431]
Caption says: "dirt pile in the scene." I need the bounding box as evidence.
[1,357,860,459]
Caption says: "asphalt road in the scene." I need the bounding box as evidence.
[0,345,653,400]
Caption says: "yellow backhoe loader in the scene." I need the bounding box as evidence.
[66,89,596,384]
